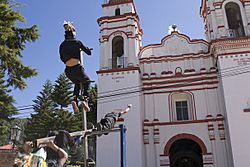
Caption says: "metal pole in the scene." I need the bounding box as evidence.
[81,83,89,167]
[79,49,89,167]
[119,124,126,167]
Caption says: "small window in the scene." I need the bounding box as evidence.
[171,92,195,121]
[115,8,121,16]
[176,101,189,120]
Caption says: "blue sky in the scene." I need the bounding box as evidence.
[12,0,204,117]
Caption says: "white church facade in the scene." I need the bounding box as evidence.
[96,0,250,167]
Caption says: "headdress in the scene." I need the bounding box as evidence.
[63,21,76,32]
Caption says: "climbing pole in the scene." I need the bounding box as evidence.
[79,82,89,167]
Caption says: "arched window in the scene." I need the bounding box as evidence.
[171,92,194,121]
[225,2,245,37]
[112,36,124,68]
[115,8,121,16]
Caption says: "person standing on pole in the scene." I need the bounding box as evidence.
[59,21,92,112]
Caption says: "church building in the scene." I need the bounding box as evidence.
[96,0,250,167]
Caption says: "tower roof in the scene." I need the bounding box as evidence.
[103,0,133,7]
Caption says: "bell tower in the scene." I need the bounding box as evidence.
[201,1,250,167]
[97,0,142,70]
[96,1,144,167]
[200,0,250,41]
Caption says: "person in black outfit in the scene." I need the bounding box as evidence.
[59,21,92,112]
[81,99,132,135]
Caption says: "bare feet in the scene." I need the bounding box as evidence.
[81,99,90,112]
[72,101,79,113]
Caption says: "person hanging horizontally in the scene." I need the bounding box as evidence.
[59,21,92,112]
[81,99,131,135]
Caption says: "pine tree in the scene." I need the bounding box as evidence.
[87,85,97,124]
[0,0,39,144]
[0,119,10,146]
[0,69,16,119]
[0,0,39,90]
[0,69,17,145]
[24,80,97,142]
[24,80,56,140]
[52,73,73,109]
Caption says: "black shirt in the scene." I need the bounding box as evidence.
[59,39,91,63]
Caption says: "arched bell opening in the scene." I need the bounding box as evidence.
[112,36,124,69]
[225,2,245,37]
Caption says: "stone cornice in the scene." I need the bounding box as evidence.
[210,37,250,55]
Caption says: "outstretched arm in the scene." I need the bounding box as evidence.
[78,41,92,55]
[119,104,132,116]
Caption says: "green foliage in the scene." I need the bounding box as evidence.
[0,69,16,119]
[0,0,39,90]
[0,69,16,145]
[24,78,98,141]
[0,0,39,144]
[52,73,73,109]
[0,119,10,146]
[25,80,56,140]
[87,85,97,124]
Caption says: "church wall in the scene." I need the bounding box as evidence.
[97,69,144,167]
[140,36,231,165]
[96,0,248,166]
[142,74,227,167]
[217,53,250,167]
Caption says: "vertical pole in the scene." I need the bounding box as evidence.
[81,83,89,167]
[119,124,126,167]
[80,51,89,167]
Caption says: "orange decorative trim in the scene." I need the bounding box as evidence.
[100,24,136,32]
[142,76,218,86]
[163,133,208,156]
[211,36,250,43]
[217,25,225,28]
[142,71,217,81]
[144,117,224,127]
[142,81,219,91]
[98,15,138,25]
[96,67,140,74]
[140,53,211,64]
[161,71,173,75]
[244,108,250,112]
[143,86,218,95]
[213,2,223,7]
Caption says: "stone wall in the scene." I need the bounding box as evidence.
[0,150,15,167]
